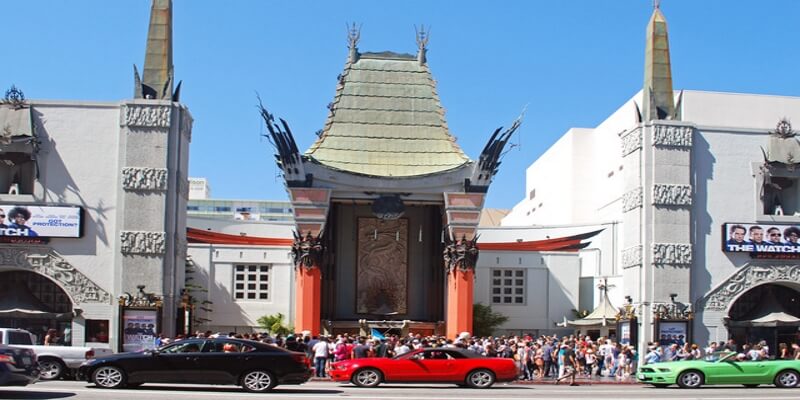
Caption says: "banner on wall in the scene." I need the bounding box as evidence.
[122,309,158,352]
[0,205,82,238]
[722,223,800,255]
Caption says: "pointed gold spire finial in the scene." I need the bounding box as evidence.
[415,25,430,65]
[642,1,676,121]
[346,22,361,63]
[136,0,175,100]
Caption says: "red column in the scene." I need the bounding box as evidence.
[446,269,474,339]
[294,266,321,335]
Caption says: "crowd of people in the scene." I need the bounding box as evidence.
[159,330,800,384]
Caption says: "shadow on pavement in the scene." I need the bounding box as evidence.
[0,390,75,399]
[116,384,343,394]
[338,384,524,390]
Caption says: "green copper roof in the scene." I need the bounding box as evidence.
[642,7,675,121]
[305,52,470,177]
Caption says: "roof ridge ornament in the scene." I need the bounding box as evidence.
[347,22,361,63]
[468,106,525,191]
[771,118,794,138]
[2,85,26,109]
[653,0,660,9]
[415,24,430,65]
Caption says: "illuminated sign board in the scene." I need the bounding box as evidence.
[723,223,800,257]
[0,205,82,239]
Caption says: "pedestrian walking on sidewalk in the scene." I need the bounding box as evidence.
[556,342,579,386]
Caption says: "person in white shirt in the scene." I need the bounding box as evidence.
[312,337,331,377]
[395,339,411,355]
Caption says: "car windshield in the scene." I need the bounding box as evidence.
[160,341,204,353]
[705,351,736,362]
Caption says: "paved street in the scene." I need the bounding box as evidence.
[2,380,799,400]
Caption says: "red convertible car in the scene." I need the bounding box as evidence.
[329,347,518,388]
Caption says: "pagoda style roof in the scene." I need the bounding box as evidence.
[564,280,619,327]
[305,50,470,178]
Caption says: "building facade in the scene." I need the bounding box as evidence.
[505,5,800,352]
[0,0,191,351]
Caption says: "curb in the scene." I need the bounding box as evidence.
[309,377,640,385]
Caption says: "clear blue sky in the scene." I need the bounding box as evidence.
[3,1,799,209]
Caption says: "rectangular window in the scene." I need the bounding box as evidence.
[233,264,271,301]
[490,268,525,305]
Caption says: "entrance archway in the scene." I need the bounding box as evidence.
[0,270,74,344]
[726,283,800,353]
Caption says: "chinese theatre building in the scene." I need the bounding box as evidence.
[259,27,520,338]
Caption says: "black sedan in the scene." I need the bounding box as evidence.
[0,344,39,387]
[78,338,311,393]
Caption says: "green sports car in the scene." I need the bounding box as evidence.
[637,351,800,388]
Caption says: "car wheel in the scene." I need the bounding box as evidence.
[352,368,382,388]
[676,370,703,389]
[38,358,66,380]
[466,369,496,389]
[743,384,759,388]
[241,370,276,393]
[774,370,800,388]
[92,366,127,389]
[652,384,669,388]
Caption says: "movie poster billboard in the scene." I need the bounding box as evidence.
[657,321,688,347]
[620,323,631,345]
[722,223,800,255]
[0,205,82,238]
[122,309,158,352]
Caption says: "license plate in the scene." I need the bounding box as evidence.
[21,356,32,366]
[638,373,645,380]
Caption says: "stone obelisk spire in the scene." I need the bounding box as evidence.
[642,1,675,120]
[135,0,174,100]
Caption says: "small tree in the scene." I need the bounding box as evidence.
[257,313,293,336]
[472,303,509,337]
[184,256,213,328]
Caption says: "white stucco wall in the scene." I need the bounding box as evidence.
[186,217,294,332]
[21,102,122,299]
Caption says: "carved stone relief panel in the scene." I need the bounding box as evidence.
[622,187,643,213]
[652,184,692,206]
[0,245,111,304]
[619,130,642,157]
[121,104,171,128]
[653,125,693,148]
[701,264,800,310]
[621,245,643,269]
[120,231,166,255]
[651,243,692,265]
[357,218,407,314]
[122,167,168,191]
